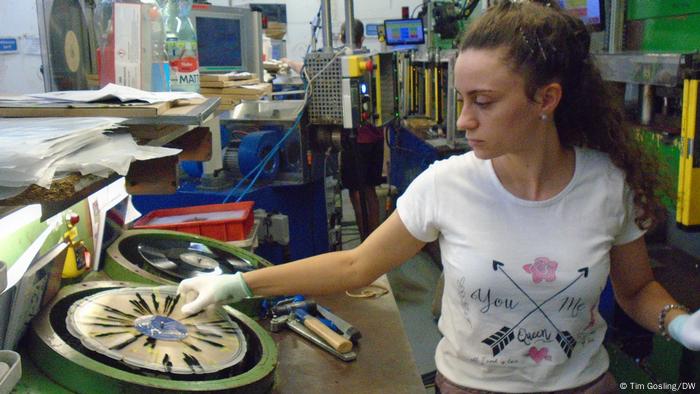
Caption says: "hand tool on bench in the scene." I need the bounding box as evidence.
[293,308,353,353]
[316,304,362,342]
[269,313,357,361]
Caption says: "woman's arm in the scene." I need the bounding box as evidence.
[609,236,688,333]
[280,58,304,75]
[243,211,427,296]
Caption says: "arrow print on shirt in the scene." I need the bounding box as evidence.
[481,261,589,357]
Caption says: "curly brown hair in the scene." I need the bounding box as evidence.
[459,1,667,230]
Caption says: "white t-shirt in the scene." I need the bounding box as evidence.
[396,147,644,392]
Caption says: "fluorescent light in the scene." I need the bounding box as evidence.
[0,205,42,240]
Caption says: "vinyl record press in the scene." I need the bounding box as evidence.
[26,281,277,393]
[14,230,278,393]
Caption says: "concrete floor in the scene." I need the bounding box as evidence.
[340,189,442,392]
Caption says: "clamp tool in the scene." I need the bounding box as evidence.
[317,304,362,342]
[268,296,358,361]
[270,313,357,361]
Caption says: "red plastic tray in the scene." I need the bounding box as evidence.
[132,201,254,242]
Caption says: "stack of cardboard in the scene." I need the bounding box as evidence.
[199,73,272,110]
[265,21,286,40]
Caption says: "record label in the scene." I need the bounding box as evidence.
[64,30,80,72]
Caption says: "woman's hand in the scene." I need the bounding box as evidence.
[177,272,252,315]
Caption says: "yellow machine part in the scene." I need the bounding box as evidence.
[677,79,700,228]
[409,66,415,112]
[424,68,431,119]
[434,68,439,122]
[343,55,371,77]
[373,54,383,125]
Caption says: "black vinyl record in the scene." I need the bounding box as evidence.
[48,0,89,90]
[133,238,255,281]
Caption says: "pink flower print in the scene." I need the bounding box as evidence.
[527,347,552,364]
[523,257,558,283]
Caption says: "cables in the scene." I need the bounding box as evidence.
[306,2,324,54]
[411,2,427,18]
[222,48,347,203]
[222,114,302,203]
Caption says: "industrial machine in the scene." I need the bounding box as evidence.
[571,0,700,386]
[0,198,279,393]
[134,0,401,258]
[304,49,399,149]
[25,282,276,393]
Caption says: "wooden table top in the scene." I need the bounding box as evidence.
[268,276,426,394]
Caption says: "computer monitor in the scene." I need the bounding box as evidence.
[383,18,425,46]
[190,5,262,75]
[558,0,605,31]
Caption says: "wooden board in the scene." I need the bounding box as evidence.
[215,103,239,111]
[168,126,212,161]
[0,101,171,118]
[200,78,260,88]
[125,155,179,195]
[200,83,272,95]
[200,73,258,82]
[201,96,241,106]
[127,124,188,141]
[201,93,261,103]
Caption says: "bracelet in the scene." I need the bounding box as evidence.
[658,304,689,341]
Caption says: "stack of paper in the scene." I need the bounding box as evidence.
[0,117,181,200]
[25,83,204,104]
[0,84,207,117]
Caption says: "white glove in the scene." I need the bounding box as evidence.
[669,310,700,351]
[177,272,253,315]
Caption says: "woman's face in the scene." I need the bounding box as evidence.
[455,47,543,160]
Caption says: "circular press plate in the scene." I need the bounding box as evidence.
[105,229,272,285]
[66,286,246,374]
[28,281,277,393]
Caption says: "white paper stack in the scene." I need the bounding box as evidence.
[0,117,182,199]
[25,83,204,104]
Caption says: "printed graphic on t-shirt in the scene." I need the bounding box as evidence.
[457,257,600,366]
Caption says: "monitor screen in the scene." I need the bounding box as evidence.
[384,18,425,46]
[558,0,605,31]
[195,16,243,71]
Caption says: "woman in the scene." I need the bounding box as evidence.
[179,2,699,392]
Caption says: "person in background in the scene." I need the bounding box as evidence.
[280,57,303,75]
[284,19,384,241]
[179,2,700,393]
[337,19,384,241]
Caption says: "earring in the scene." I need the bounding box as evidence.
[540,113,548,121]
